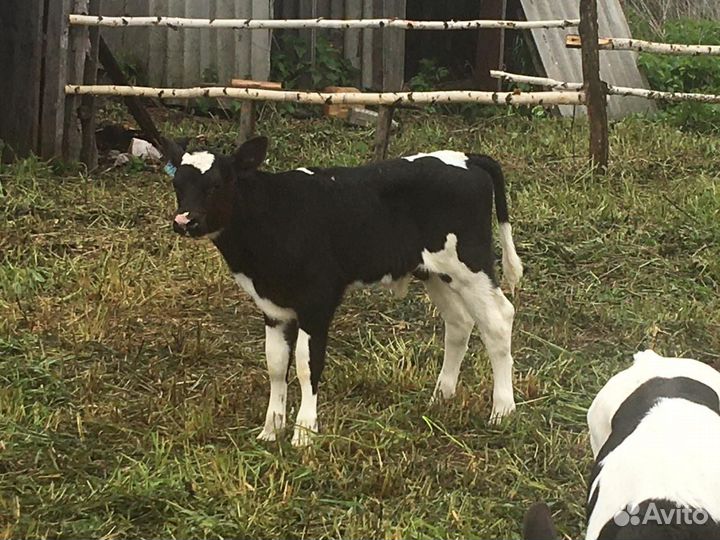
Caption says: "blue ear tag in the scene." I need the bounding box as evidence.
[164,162,177,177]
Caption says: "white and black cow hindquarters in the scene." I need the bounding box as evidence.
[585,349,720,540]
[422,232,519,420]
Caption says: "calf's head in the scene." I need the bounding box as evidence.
[162,136,268,238]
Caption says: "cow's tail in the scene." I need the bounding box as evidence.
[468,155,523,294]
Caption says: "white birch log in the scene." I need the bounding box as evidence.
[566,35,720,56]
[491,70,720,103]
[69,15,579,30]
[490,70,582,89]
[64,84,587,106]
[607,86,720,104]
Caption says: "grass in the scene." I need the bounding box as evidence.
[1,107,719,539]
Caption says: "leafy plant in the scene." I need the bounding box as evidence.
[271,33,359,90]
[407,58,450,91]
[116,55,147,86]
[634,18,720,132]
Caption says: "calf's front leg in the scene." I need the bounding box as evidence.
[258,317,298,441]
[292,309,332,447]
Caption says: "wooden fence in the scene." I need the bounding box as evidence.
[3,0,719,168]
[62,11,584,164]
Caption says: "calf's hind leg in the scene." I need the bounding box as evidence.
[422,234,516,421]
[464,284,516,421]
[424,274,474,402]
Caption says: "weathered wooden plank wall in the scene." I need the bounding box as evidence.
[0,0,46,160]
[100,0,273,86]
[41,0,72,158]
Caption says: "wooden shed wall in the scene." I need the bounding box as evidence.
[98,0,406,90]
[99,0,272,87]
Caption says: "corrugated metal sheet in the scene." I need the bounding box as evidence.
[520,0,655,119]
[100,0,272,86]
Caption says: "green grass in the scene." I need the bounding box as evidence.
[1,108,719,539]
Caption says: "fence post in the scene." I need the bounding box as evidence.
[79,0,102,168]
[40,0,71,159]
[373,0,406,162]
[579,0,609,171]
[64,0,90,161]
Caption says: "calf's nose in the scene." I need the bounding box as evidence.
[174,212,191,227]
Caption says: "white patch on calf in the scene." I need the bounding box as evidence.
[233,273,297,322]
[424,274,474,402]
[295,167,314,175]
[181,151,215,174]
[587,350,720,456]
[586,398,720,540]
[292,329,318,447]
[403,150,469,170]
[498,222,523,295]
[258,323,292,441]
[422,233,516,420]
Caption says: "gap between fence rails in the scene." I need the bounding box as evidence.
[68,15,579,30]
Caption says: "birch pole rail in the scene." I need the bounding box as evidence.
[68,15,580,30]
[490,70,583,90]
[64,85,587,106]
[491,70,720,103]
[566,35,720,56]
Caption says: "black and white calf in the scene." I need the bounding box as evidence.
[163,136,523,446]
[524,349,720,540]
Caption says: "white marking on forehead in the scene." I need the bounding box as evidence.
[295,167,314,175]
[403,150,468,170]
[181,151,215,174]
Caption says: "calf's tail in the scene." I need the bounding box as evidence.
[468,155,523,294]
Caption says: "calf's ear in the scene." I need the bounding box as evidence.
[523,502,558,540]
[160,136,188,167]
[233,136,268,171]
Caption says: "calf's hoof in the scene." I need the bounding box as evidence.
[490,399,516,424]
[291,418,318,447]
[257,426,280,442]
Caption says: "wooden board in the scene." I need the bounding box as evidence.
[148,0,169,86]
[8,0,45,159]
[235,1,252,79]
[40,0,71,159]
[251,0,272,81]
[64,0,90,161]
[183,1,205,85]
[166,0,185,86]
[475,0,507,90]
[216,0,236,84]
